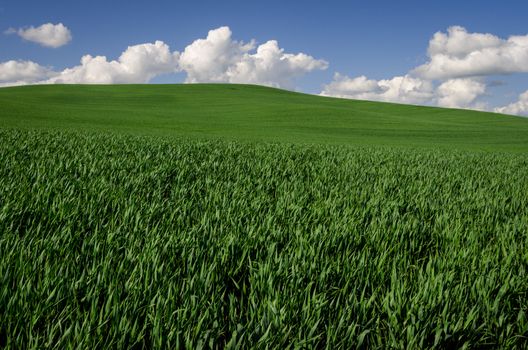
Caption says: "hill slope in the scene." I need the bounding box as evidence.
[1,83,528,151]
[2,85,528,347]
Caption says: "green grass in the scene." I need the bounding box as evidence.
[1,84,528,151]
[1,85,528,348]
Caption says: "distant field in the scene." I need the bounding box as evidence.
[1,85,528,348]
[1,84,528,151]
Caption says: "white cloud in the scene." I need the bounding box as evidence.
[0,41,179,86]
[0,60,56,85]
[10,23,72,48]
[413,26,528,80]
[179,26,327,88]
[321,74,488,110]
[320,26,528,114]
[495,91,528,116]
[321,73,434,105]
[1,26,325,88]
[179,26,254,83]
[45,41,179,84]
[226,40,328,88]
[435,78,487,109]
[320,74,382,96]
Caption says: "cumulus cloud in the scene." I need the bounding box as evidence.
[0,60,56,85]
[495,91,528,116]
[321,73,434,105]
[226,40,328,88]
[321,73,487,110]
[320,26,528,114]
[9,23,72,48]
[435,78,487,109]
[179,26,254,83]
[413,26,528,80]
[1,26,325,89]
[0,41,178,86]
[45,41,179,84]
[179,26,328,88]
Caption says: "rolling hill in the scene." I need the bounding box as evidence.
[2,84,528,348]
[1,83,528,151]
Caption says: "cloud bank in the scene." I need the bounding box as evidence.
[1,25,326,89]
[321,74,434,105]
[8,23,72,48]
[495,91,528,116]
[321,26,528,115]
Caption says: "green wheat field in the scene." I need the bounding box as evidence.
[1,84,528,348]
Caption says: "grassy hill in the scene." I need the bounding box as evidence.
[1,84,528,151]
[1,84,528,348]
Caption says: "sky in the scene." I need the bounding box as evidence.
[1,0,528,115]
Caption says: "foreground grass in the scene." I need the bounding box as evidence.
[1,129,527,348]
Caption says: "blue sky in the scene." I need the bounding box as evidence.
[1,0,528,115]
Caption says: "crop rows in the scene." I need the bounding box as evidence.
[1,129,527,348]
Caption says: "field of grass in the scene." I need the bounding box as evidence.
[1,84,528,151]
[1,85,528,348]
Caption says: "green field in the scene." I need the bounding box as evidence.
[2,84,528,151]
[1,84,528,348]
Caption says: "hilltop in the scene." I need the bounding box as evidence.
[1,84,528,151]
